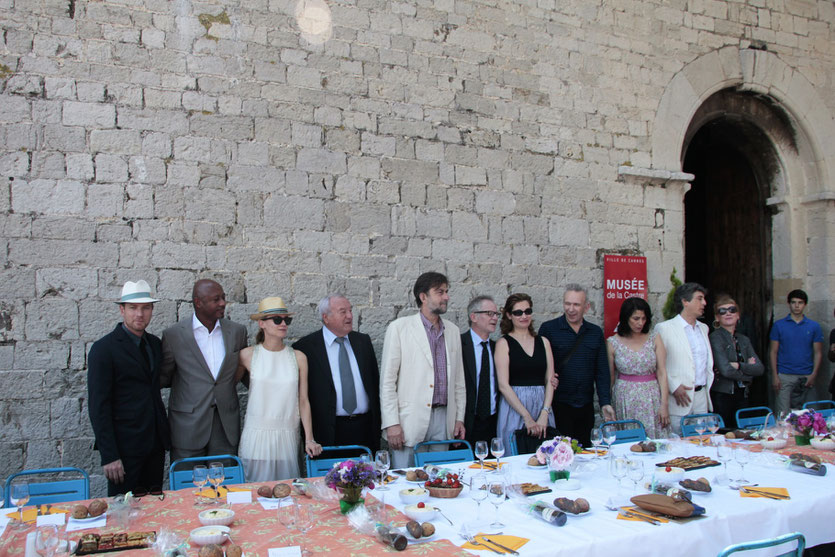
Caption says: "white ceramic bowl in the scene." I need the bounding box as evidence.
[760,438,788,450]
[190,525,230,546]
[403,504,438,522]
[810,437,835,451]
[198,508,236,526]
[399,487,429,505]
[654,466,685,483]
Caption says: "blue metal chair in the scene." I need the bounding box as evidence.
[305,445,372,478]
[508,427,559,456]
[168,454,246,491]
[803,400,835,418]
[4,467,90,507]
[680,413,725,437]
[601,419,647,444]
[413,440,473,467]
[735,406,776,429]
[717,532,805,557]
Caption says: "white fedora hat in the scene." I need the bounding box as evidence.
[116,280,159,304]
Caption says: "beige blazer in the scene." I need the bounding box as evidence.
[655,315,714,417]
[380,313,466,447]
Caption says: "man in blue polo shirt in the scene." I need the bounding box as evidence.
[769,289,824,415]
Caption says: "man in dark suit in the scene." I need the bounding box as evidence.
[160,279,248,461]
[294,294,381,452]
[462,295,500,445]
[87,280,171,496]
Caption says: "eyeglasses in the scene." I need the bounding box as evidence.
[716,306,738,316]
[510,308,533,316]
[133,486,165,500]
[473,311,501,318]
[263,316,293,325]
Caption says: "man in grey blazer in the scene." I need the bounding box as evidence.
[160,279,248,461]
[655,282,714,435]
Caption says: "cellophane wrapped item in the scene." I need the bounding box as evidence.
[306,479,339,502]
[345,505,407,551]
[151,527,186,557]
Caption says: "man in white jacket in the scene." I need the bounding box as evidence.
[655,283,714,435]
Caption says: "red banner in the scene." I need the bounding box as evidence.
[603,255,648,337]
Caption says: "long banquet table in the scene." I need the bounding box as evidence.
[1,438,833,557]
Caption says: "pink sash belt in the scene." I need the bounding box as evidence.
[617,373,656,383]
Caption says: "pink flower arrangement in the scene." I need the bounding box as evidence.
[787,409,827,437]
[535,436,579,470]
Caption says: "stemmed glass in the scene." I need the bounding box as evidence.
[295,504,314,557]
[734,447,750,485]
[474,441,489,471]
[374,450,391,491]
[208,462,225,505]
[603,424,617,455]
[707,416,720,437]
[192,465,208,506]
[490,438,505,472]
[10,480,30,529]
[591,427,604,457]
[278,502,296,531]
[487,480,506,528]
[469,474,488,524]
[627,460,644,493]
[35,525,60,557]
[716,443,732,486]
[694,417,707,445]
[609,456,628,492]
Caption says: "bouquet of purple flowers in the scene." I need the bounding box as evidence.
[324,459,376,492]
[787,409,827,437]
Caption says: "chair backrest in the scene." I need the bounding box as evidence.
[305,445,372,478]
[169,454,246,491]
[680,413,725,437]
[735,406,776,429]
[4,467,90,507]
[717,532,805,557]
[510,427,560,455]
[803,400,835,418]
[601,419,647,444]
[413,440,473,467]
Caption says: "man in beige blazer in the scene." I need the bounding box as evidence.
[655,282,714,435]
[380,272,467,468]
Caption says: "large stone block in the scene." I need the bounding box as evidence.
[25,299,80,341]
[90,129,142,154]
[36,268,98,300]
[9,239,119,267]
[62,101,115,127]
[11,178,80,215]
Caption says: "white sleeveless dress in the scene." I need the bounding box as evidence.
[239,344,301,481]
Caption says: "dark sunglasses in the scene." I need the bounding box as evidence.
[133,486,165,500]
[263,316,293,325]
[717,306,738,316]
[510,308,533,316]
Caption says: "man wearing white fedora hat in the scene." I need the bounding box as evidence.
[87,280,171,495]
[161,279,248,461]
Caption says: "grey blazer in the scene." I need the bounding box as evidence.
[160,317,248,451]
[709,327,764,395]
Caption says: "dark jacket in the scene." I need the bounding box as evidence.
[461,330,496,436]
[709,327,764,395]
[293,329,381,450]
[87,324,171,466]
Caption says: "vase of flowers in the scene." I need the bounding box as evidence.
[324,459,376,514]
[787,409,827,445]
[535,437,580,482]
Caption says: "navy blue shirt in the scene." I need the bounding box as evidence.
[769,314,824,375]
[538,315,611,408]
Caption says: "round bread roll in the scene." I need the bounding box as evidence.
[421,522,435,537]
[527,455,541,465]
[630,444,643,452]
[574,498,590,513]
[71,504,89,519]
[226,544,243,557]
[406,520,422,539]
[725,432,735,439]
[406,470,417,481]
[415,469,429,481]
[198,544,224,557]
[87,499,108,517]
[257,485,273,498]
[272,484,291,498]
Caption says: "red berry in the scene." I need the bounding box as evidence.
[768,436,775,441]
[665,466,672,472]
[417,502,425,508]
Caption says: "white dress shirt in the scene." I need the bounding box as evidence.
[323,326,370,416]
[678,314,709,386]
[192,313,225,380]
[470,328,497,415]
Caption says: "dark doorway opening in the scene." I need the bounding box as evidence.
[682,115,774,408]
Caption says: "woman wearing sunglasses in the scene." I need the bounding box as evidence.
[494,293,556,449]
[236,297,322,481]
[709,294,764,428]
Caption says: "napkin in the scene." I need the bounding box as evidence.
[579,449,608,456]
[739,487,790,499]
[462,533,529,553]
[198,485,250,498]
[5,506,69,524]
[468,461,508,469]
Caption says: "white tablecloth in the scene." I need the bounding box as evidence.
[380,440,834,556]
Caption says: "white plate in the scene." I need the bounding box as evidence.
[402,529,438,543]
[70,513,106,523]
[551,478,581,491]
[628,450,658,457]
[406,479,429,485]
[563,507,593,517]
[526,463,548,470]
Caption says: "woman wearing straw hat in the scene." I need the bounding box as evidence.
[236,297,322,481]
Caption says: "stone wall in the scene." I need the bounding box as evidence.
[1,0,833,495]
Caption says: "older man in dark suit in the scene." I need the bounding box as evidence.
[160,279,248,461]
[294,294,381,452]
[462,295,500,445]
[87,280,171,495]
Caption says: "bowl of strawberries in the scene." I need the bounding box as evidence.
[424,472,464,498]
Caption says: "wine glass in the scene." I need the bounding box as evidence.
[487,480,506,528]
[278,502,296,531]
[208,462,225,505]
[734,447,750,485]
[694,417,707,445]
[374,450,390,491]
[469,474,488,524]
[474,440,488,471]
[715,443,732,486]
[490,437,505,472]
[603,424,617,454]
[627,459,644,493]
[35,525,60,557]
[192,465,208,506]
[708,416,720,437]
[591,427,604,457]
[295,504,314,556]
[609,456,628,492]
[10,480,30,529]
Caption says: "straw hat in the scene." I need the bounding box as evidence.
[249,297,295,320]
[116,280,158,304]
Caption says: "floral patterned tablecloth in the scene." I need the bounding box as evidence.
[0,482,470,557]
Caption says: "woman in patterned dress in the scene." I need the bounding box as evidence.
[606,297,670,438]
